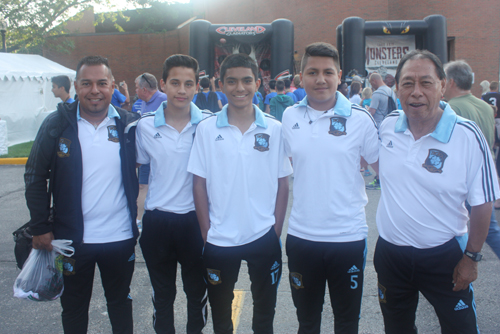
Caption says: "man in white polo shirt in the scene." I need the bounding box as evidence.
[188,53,292,334]
[136,54,211,334]
[281,42,379,333]
[25,56,140,334]
[374,50,499,333]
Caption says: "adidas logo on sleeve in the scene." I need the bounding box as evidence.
[292,123,300,129]
[154,132,162,139]
[215,134,224,141]
[386,140,393,148]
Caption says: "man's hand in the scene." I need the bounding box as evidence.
[120,81,128,91]
[452,255,478,291]
[32,232,54,251]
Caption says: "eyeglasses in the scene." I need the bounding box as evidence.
[141,74,152,88]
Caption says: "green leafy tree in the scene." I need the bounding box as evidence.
[0,0,106,54]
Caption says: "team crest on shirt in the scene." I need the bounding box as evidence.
[207,268,222,285]
[328,117,347,136]
[290,272,304,290]
[107,125,119,142]
[254,133,270,152]
[422,149,448,173]
[378,283,387,303]
[57,138,71,158]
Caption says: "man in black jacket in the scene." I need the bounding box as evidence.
[25,55,140,334]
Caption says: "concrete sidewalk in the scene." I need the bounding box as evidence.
[1,165,499,333]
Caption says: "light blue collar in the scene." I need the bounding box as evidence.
[154,101,203,128]
[77,103,120,120]
[216,104,268,129]
[395,101,457,143]
[293,91,351,116]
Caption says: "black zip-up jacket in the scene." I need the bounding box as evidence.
[25,101,140,244]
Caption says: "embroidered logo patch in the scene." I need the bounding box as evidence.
[422,149,447,173]
[254,133,270,152]
[63,257,76,276]
[290,272,304,290]
[57,138,71,158]
[107,125,119,142]
[207,268,222,285]
[328,117,347,136]
[378,282,387,303]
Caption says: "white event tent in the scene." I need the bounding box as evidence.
[0,53,76,147]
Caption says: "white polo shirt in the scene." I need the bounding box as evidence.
[282,92,379,242]
[136,102,212,213]
[377,102,500,249]
[187,105,293,247]
[77,104,133,244]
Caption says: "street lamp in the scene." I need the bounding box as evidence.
[0,15,7,53]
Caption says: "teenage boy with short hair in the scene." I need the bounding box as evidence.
[188,53,292,334]
[136,54,211,334]
[51,75,75,103]
[281,42,379,333]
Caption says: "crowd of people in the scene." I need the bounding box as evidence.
[30,41,500,334]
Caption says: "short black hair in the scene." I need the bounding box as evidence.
[51,75,71,93]
[269,79,277,90]
[76,56,112,80]
[200,77,210,89]
[284,78,292,89]
[276,80,285,92]
[395,49,445,84]
[220,53,258,83]
[162,54,199,83]
[301,42,340,72]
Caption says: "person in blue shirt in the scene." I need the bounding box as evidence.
[264,79,277,113]
[51,75,75,104]
[214,78,228,106]
[111,77,130,108]
[284,78,298,103]
[293,75,306,102]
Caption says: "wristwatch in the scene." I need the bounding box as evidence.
[464,250,483,262]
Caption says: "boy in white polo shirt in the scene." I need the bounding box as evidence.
[188,53,293,334]
[281,42,379,333]
[136,55,211,334]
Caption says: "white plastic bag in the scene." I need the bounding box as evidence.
[13,239,74,301]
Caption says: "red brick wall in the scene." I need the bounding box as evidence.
[44,1,500,99]
[43,26,189,101]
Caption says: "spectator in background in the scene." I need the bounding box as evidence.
[293,74,306,102]
[111,76,130,108]
[338,82,348,97]
[284,78,298,103]
[131,95,143,113]
[193,77,222,113]
[214,78,228,106]
[361,87,372,110]
[480,80,490,97]
[482,81,500,112]
[264,79,278,113]
[51,75,75,104]
[349,81,362,105]
[270,80,294,121]
[135,73,168,115]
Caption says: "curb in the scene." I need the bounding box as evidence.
[0,157,28,165]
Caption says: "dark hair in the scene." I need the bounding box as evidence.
[301,42,340,72]
[444,60,473,91]
[395,49,445,84]
[284,78,292,89]
[162,54,199,83]
[491,81,499,91]
[276,80,285,92]
[350,82,361,97]
[200,77,210,89]
[269,79,277,90]
[51,75,71,93]
[220,53,258,83]
[76,56,112,80]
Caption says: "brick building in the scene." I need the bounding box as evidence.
[43,0,500,99]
